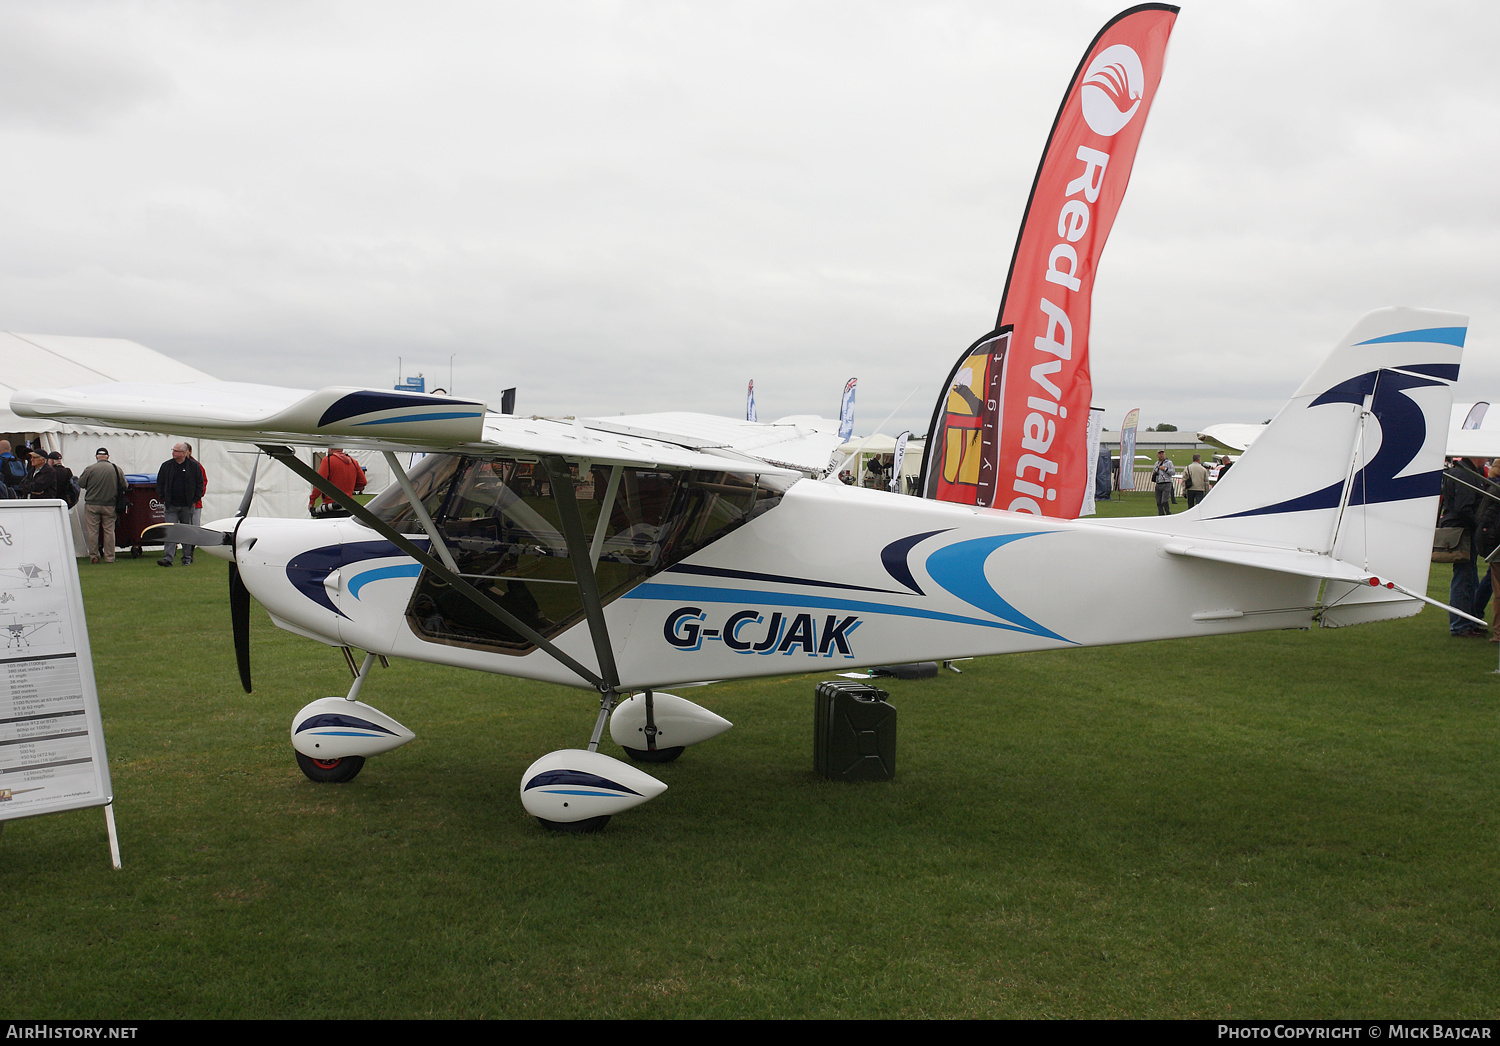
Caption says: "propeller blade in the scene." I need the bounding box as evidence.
[229,561,252,694]
[237,454,259,518]
[143,522,233,548]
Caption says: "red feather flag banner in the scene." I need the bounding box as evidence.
[921,4,1177,516]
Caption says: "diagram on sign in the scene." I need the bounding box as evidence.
[0,611,61,651]
[0,562,53,589]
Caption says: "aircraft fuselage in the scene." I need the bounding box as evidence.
[222,475,1334,692]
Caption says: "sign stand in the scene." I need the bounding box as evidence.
[103,801,121,869]
[0,501,120,869]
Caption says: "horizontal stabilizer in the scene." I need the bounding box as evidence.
[1162,542,1372,585]
[1162,542,1482,625]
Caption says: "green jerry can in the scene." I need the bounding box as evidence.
[814,680,896,782]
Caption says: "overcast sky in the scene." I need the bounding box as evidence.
[1,0,1495,436]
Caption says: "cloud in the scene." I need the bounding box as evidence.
[0,1,1496,436]
[0,6,172,132]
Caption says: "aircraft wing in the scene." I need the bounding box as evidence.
[582,412,845,474]
[1195,423,1268,452]
[1200,419,1500,460]
[12,381,487,446]
[9,381,807,476]
[1444,428,1500,459]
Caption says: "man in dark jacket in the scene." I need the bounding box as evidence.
[1472,461,1500,641]
[1440,457,1488,636]
[22,450,62,501]
[157,442,205,567]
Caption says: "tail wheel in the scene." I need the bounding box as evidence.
[295,751,366,783]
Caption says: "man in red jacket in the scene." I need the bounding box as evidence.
[310,447,367,516]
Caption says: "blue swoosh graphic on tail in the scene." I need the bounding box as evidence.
[1215,366,1449,519]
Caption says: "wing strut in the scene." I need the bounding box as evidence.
[541,456,624,752]
[262,445,608,691]
[381,451,460,574]
[588,465,622,569]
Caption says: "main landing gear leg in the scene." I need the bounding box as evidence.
[619,690,683,764]
[587,688,617,753]
[609,690,732,763]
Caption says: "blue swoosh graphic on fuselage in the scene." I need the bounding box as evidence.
[286,538,427,619]
[622,581,1072,642]
[347,563,423,599]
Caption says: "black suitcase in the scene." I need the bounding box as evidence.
[814,681,896,781]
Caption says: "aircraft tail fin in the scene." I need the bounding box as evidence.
[1178,308,1466,626]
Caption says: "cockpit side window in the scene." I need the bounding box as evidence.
[373,456,784,654]
[366,454,463,534]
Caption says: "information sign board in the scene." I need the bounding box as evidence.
[0,501,116,864]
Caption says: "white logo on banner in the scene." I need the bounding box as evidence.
[1080,44,1144,137]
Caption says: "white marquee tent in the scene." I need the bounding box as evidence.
[834,433,924,493]
[0,333,394,555]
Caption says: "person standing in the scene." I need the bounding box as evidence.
[1151,451,1175,516]
[1182,453,1210,509]
[184,442,207,529]
[157,442,205,567]
[0,440,27,497]
[47,452,75,506]
[309,447,367,515]
[22,449,61,500]
[1474,459,1500,641]
[1439,456,1487,637]
[79,447,127,564]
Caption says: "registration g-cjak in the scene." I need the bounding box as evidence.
[10,6,1475,831]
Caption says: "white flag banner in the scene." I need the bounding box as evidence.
[1119,408,1140,491]
[891,430,911,492]
[837,378,857,441]
[1080,407,1104,517]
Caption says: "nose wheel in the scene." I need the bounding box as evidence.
[289,656,414,786]
[295,752,366,783]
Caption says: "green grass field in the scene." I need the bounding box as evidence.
[3,523,1498,1019]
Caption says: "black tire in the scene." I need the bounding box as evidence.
[130,546,141,559]
[295,751,366,783]
[622,745,684,764]
[536,815,611,833]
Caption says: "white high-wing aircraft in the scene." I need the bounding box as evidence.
[10,307,1472,830]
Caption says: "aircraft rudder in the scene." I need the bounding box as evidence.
[1195,309,1465,567]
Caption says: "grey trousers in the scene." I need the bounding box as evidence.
[163,505,197,562]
